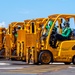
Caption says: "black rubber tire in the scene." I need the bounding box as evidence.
[72,56,75,65]
[11,50,16,61]
[11,58,16,61]
[34,62,39,65]
[64,62,71,65]
[39,51,52,64]
[22,60,26,62]
[0,48,5,55]
[12,50,16,56]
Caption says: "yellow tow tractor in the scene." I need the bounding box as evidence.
[39,14,75,65]
[15,18,48,62]
[5,22,25,60]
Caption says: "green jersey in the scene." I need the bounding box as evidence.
[62,27,71,37]
[45,20,57,36]
[45,20,53,36]
[15,33,18,37]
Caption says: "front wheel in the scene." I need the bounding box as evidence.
[39,51,52,64]
[72,56,75,65]
[64,62,71,65]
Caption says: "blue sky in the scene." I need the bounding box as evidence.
[0,0,75,27]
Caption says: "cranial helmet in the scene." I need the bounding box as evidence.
[63,21,70,27]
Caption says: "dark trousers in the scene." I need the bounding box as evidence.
[55,34,68,41]
[52,34,69,47]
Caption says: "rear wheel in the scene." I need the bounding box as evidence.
[11,50,16,61]
[72,56,75,65]
[0,48,5,55]
[39,51,52,64]
[64,62,71,65]
[12,50,16,56]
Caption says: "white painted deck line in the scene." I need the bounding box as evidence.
[50,63,64,64]
[69,66,75,69]
[0,67,24,69]
[0,62,65,65]
[0,63,10,65]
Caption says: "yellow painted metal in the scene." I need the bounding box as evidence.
[17,42,20,57]
[26,48,29,64]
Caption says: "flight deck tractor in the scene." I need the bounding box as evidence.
[4,22,25,59]
[37,14,75,65]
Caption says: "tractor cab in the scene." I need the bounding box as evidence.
[48,15,75,48]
